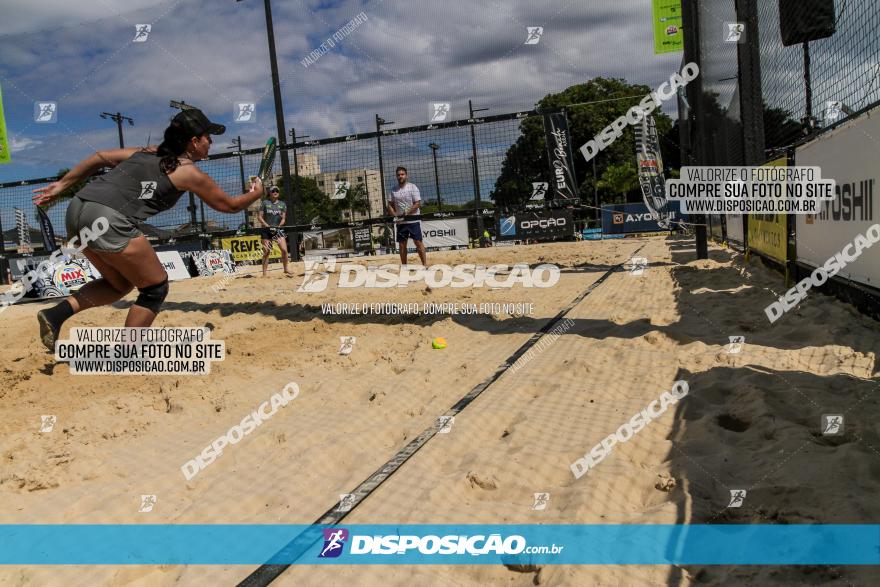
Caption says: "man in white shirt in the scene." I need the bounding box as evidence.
[387,166,427,266]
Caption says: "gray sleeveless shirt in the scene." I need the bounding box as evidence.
[75,151,187,221]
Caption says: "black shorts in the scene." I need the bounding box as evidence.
[261,227,285,241]
[396,222,422,242]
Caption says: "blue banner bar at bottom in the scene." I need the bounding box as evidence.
[0,525,878,565]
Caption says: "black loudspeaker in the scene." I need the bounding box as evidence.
[779,0,836,46]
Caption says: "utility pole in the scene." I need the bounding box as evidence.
[428,142,442,211]
[236,0,296,256]
[375,114,395,214]
[99,112,134,148]
[468,100,488,231]
[228,135,249,228]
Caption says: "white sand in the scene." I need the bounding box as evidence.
[0,237,877,586]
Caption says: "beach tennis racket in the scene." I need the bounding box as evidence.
[257,137,277,183]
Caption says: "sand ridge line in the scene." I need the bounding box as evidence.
[236,244,646,587]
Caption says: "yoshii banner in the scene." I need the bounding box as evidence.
[156,251,192,281]
[543,112,579,200]
[421,218,469,248]
[796,106,879,288]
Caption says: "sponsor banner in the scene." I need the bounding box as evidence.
[352,227,372,253]
[15,209,32,253]
[0,82,9,164]
[36,206,59,252]
[601,202,679,234]
[421,218,469,248]
[582,227,624,240]
[497,209,573,241]
[302,228,351,252]
[181,250,235,277]
[156,251,192,281]
[747,157,788,262]
[727,213,744,244]
[543,112,578,200]
[2,524,879,564]
[652,0,683,54]
[11,255,101,299]
[796,107,879,287]
[636,115,674,228]
[221,235,281,262]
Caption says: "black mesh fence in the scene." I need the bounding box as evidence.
[686,0,880,167]
[695,0,744,167]
[0,110,544,256]
[758,0,880,153]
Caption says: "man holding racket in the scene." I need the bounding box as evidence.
[387,166,427,266]
[258,186,294,277]
[32,108,266,351]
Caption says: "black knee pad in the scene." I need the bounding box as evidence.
[135,278,169,313]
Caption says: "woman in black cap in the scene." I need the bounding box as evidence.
[31,108,264,350]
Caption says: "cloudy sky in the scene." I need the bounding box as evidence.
[0,0,682,182]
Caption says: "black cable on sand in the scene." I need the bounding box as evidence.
[237,244,645,587]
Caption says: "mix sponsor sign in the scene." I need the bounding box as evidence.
[796,106,879,287]
[11,255,101,299]
[601,202,679,234]
[748,157,788,262]
[497,209,573,241]
[181,250,235,277]
[221,235,281,262]
[156,251,191,281]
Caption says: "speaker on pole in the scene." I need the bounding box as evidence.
[779,0,836,47]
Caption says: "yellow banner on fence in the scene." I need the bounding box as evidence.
[0,83,10,164]
[748,157,788,262]
[220,235,281,262]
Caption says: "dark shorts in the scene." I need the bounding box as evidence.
[396,222,422,242]
[261,227,285,241]
[66,196,143,253]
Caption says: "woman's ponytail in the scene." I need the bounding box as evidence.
[156,120,190,174]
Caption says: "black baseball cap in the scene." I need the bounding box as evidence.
[172,108,225,136]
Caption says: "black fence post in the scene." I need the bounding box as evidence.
[682,0,708,259]
[736,0,766,256]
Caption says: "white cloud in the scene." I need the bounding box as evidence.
[7,135,42,151]
[0,0,684,181]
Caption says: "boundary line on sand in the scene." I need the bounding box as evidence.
[236,243,646,586]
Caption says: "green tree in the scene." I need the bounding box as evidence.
[278,175,334,224]
[597,163,638,203]
[489,77,676,208]
[333,182,370,220]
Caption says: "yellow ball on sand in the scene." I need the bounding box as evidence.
[432,337,447,349]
